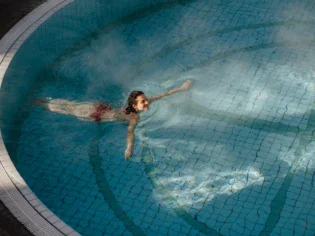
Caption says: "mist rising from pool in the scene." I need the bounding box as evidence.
[10,0,315,235]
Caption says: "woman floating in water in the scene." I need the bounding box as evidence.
[37,80,192,159]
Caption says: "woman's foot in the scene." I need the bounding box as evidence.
[33,98,49,110]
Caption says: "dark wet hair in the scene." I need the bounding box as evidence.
[125,91,144,115]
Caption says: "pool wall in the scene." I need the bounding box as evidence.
[0,0,175,235]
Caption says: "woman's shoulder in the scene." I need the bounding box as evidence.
[128,112,140,122]
[113,107,133,120]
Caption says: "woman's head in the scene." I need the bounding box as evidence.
[125,91,149,114]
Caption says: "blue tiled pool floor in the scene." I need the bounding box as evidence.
[14,0,315,235]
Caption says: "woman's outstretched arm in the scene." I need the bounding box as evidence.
[125,115,139,159]
[148,79,192,103]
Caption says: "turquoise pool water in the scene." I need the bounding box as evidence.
[1,0,315,235]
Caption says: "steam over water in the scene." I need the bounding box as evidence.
[12,0,315,235]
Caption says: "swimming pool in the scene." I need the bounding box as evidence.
[1,0,315,235]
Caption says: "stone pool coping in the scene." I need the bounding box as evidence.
[0,0,80,235]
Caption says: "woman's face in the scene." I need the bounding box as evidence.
[133,94,149,111]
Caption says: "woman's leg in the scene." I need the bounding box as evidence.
[36,98,78,115]
[35,98,96,119]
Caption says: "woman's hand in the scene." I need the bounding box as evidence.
[179,80,192,91]
[125,145,133,159]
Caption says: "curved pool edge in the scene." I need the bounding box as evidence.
[0,1,79,235]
